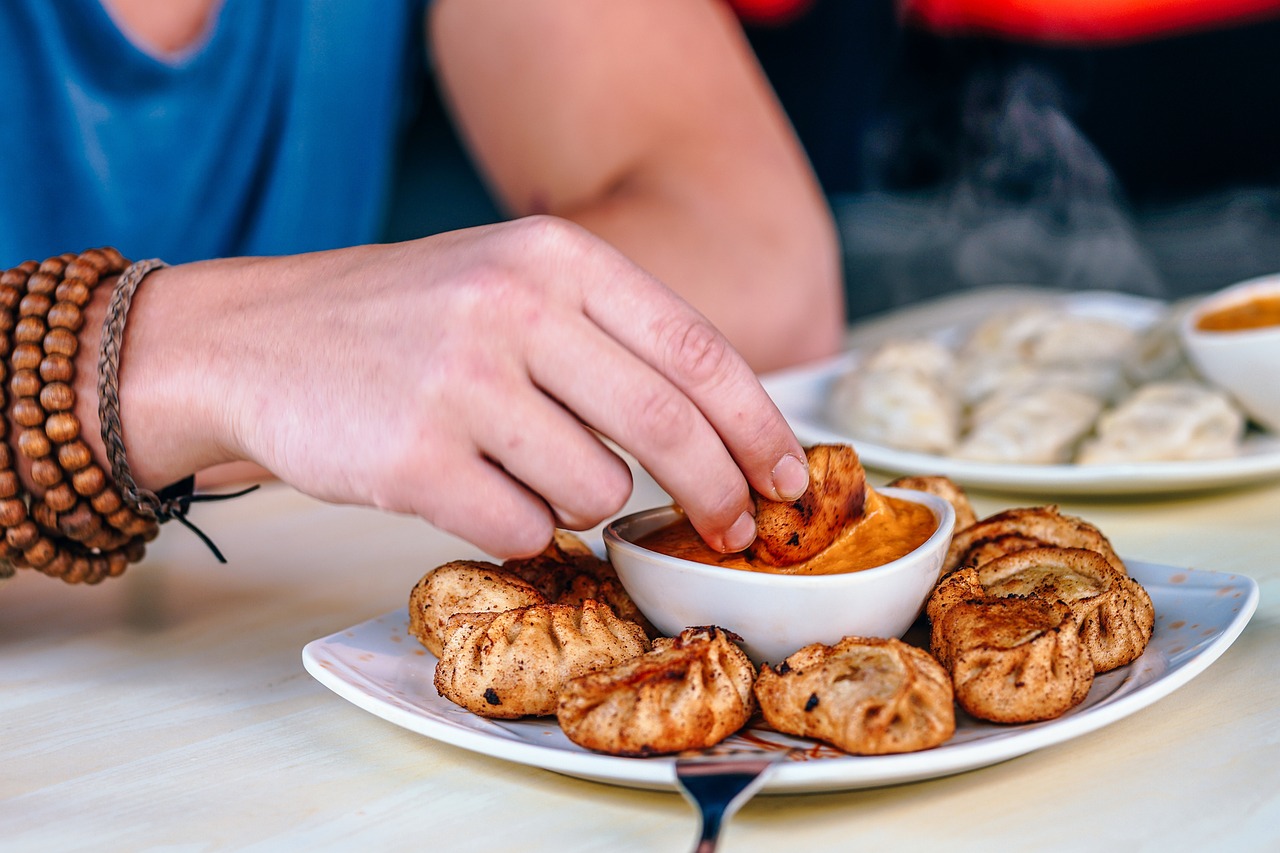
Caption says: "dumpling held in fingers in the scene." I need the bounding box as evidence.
[752,444,868,566]
[556,626,756,756]
[433,600,649,719]
[754,636,955,755]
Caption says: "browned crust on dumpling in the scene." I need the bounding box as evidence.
[408,560,547,657]
[504,531,657,638]
[556,626,756,756]
[753,444,868,566]
[944,505,1127,576]
[754,636,955,754]
[928,582,1093,724]
[887,475,978,530]
[977,547,1154,673]
[433,600,650,719]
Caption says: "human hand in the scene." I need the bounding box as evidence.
[110,217,809,557]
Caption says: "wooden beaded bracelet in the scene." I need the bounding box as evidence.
[1,250,154,583]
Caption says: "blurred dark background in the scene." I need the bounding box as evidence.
[386,1,1280,321]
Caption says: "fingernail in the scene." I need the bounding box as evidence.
[771,453,809,501]
[723,510,756,553]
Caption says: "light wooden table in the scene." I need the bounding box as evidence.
[4,467,1278,851]
[4,293,1279,851]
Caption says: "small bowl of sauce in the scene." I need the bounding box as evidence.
[1181,273,1280,433]
[604,487,955,664]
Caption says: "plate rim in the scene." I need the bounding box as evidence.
[302,561,1258,794]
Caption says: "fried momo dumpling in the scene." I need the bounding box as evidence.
[928,572,1094,723]
[434,600,649,718]
[503,531,657,637]
[944,505,1127,576]
[976,547,1154,673]
[955,386,1103,464]
[754,636,955,755]
[556,626,756,756]
[886,474,977,530]
[408,560,547,657]
[753,444,868,566]
[1077,381,1245,465]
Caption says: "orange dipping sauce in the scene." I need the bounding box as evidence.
[636,490,936,576]
[1196,293,1280,332]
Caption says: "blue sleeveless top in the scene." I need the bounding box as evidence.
[0,0,427,266]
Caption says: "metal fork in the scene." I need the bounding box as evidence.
[674,755,782,852]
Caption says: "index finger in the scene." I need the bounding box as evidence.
[581,262,811,529]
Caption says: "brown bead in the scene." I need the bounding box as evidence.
[0,269,30,288]
[107,549,130,577]
[55,278,92,307]
[0,469,20,498]
[0,308,14,332]
[14,314,47,343]
[57,440,93,472]
[43,327,78,357]
[0,443,10,468]
[0,497,28,527]
[5,519,39,549]
[107,506,138,531]
[40,353,74,382]
[44,482,78,512]
[17,428,51,459]
[59,503,101,539]
[141,522,161,542]
[9,368,40,399]
[25,270,58,295]
[39,381,74,412]
[46,301,83,331]
[11,342,42,370]
[87,555,111,584]
[86,528,125,551]
[124,538,146,563]
[76,250,111,273]
[45,411,79,443]
[11,397,45,428]
[19,290,52,316]
[71,464,106,497]
[64,260,101,284]
[31,500,58,531]
[23,535,57,568]
[30,457,62,488]
[91,488,122,515]
[98,247,126,268]
[64,555,91,583]
[38,255,68,275]
[41,550,72,579]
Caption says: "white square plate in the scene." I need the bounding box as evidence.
[303,561,1256,794]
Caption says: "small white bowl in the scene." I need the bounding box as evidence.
[603,488,955,664]
[1180,273,1280,433]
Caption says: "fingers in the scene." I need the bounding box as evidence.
[569,254,808,545]
[467,385,635,532]
[411,450,559,559]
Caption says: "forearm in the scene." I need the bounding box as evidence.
[431,0,845,374]
[563,158,843,374]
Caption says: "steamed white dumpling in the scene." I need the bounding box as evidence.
[1077,381,1245,464]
